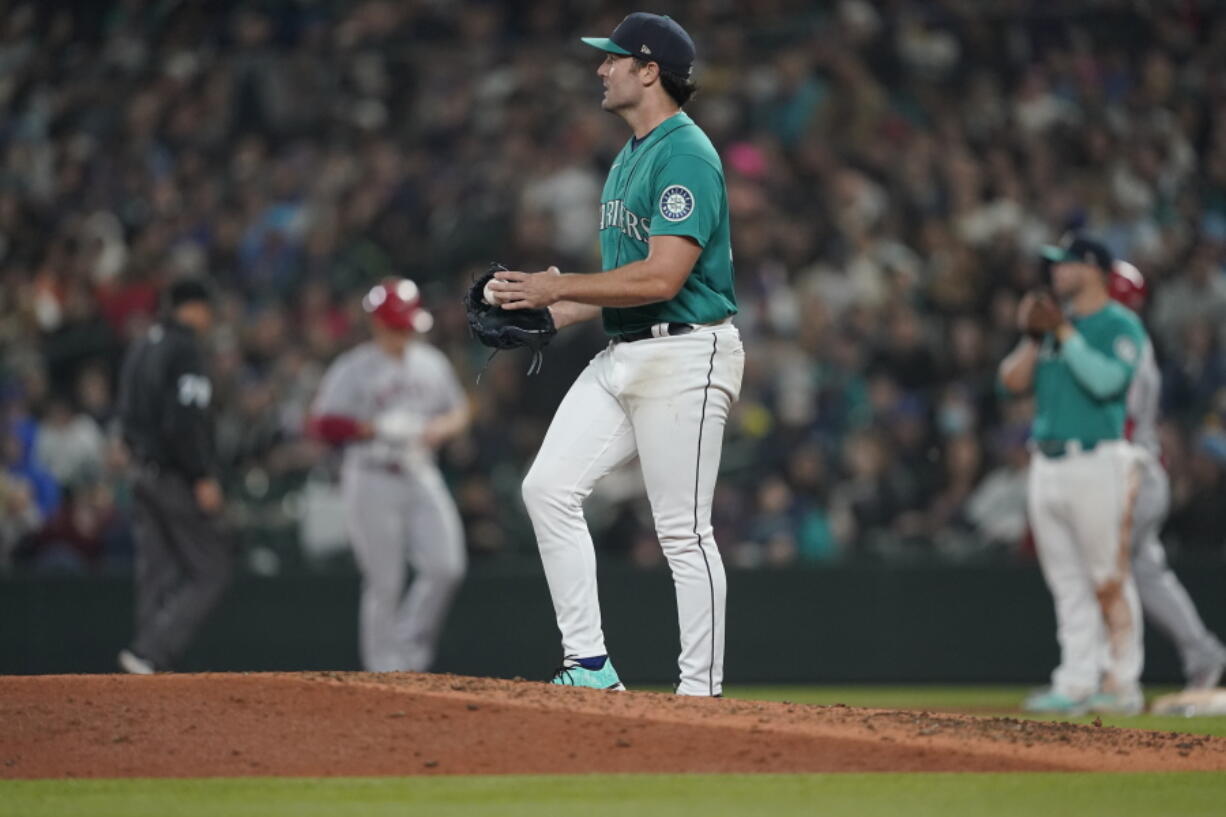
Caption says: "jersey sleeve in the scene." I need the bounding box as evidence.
[647,153,724,247]
[1060,317,1146,401]
[312,353,370,420]
[426,347,464,416]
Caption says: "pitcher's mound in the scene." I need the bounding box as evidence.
[3,672,1224,778]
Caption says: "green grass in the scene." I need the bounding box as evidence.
[718,684,1226,738]
[4,773,1226,817]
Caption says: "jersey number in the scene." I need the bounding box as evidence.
[178,374,212,408]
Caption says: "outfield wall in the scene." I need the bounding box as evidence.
[4,562,1224,683]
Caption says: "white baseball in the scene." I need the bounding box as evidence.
[483,280,498,305]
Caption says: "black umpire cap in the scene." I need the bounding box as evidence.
[582,12,696,77]
[166,277,214,309]
[1040,234,1114,274]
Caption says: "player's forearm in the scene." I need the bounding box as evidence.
[1057,329,1131,400]
[427,402,471,445]
[554,260,685,307]
[548,301,602,329]
[998,338,1039,394]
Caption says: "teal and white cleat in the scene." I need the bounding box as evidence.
[550,656,626,691]
[1022,688,1090,716]
[1087,691,1145,716]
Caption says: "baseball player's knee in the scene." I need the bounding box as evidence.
[1131,555,1160,585]
[521,467,577,517]
[657,530,720,561]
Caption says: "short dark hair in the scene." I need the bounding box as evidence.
[632,57,697,107]
[167,277,213,309]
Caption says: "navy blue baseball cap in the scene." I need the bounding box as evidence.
[581,12,695,77]
[1040,233,1113,274]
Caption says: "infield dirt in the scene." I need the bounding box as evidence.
[3,672,1225,778]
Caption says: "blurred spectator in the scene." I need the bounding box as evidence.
[964,427,1032,553]
[3,424,58,523]
[0,469,42,567]
[32,398,105,488]
[927,434,986,550]
[1150,242,1226,355]
[1161,319,1226,422]
[1,1,1226,572]
[1166,432,1226,555]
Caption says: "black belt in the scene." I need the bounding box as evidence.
[1035,439,1101,459]
[613,323,696,343]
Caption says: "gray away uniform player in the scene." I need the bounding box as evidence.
[1108,262,1226,691]
[309,280,470,672]
[488,13,743,695]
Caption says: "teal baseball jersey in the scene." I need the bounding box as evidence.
[1032,301,1148,443]
[597,111,737,335]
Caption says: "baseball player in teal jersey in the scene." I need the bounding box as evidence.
[1000,235,1150,715]
[488,12,743,694]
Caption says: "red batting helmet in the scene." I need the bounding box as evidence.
[1109,260,1148,312]
[362,278,434,332]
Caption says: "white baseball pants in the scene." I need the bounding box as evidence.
[522,323,744,696]
[1028,440,1143,699]
[342,462,467,672]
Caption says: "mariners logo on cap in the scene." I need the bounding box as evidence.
[659,185,694,222]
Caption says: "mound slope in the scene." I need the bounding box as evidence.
[3,672,1224,778]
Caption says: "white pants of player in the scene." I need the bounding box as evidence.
[1028,440,1143,699]
[1129,447,1225,680]
[342,461,467,672]
[522,322,744,696]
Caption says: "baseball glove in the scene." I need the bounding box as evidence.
[464,262,557,375]
[1018,290,1063,339]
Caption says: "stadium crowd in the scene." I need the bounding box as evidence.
[3,0,1226,574]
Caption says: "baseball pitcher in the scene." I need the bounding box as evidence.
[1000,235,1148,715]
[309,279,470,672]
[483,13,743,695]
[1109,261,1226,691]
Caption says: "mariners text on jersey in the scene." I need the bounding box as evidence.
[600,199,650,243]
[597,111,737,335]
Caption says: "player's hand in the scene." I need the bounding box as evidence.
[1016,291,1038,334]
[483,278,513,308]
[491,266,564,310]
[1017,290,1061,338]
[1028,291,1063,334]
[194,478,224,515]
[420,418,448,449]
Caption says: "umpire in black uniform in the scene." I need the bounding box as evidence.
[116,278,231,673]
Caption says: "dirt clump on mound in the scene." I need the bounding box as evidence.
[2,672,1223,778]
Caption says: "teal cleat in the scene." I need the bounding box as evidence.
[550,656,626,691]
[1022,688,1090,716]
[1087,691,1144,716]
